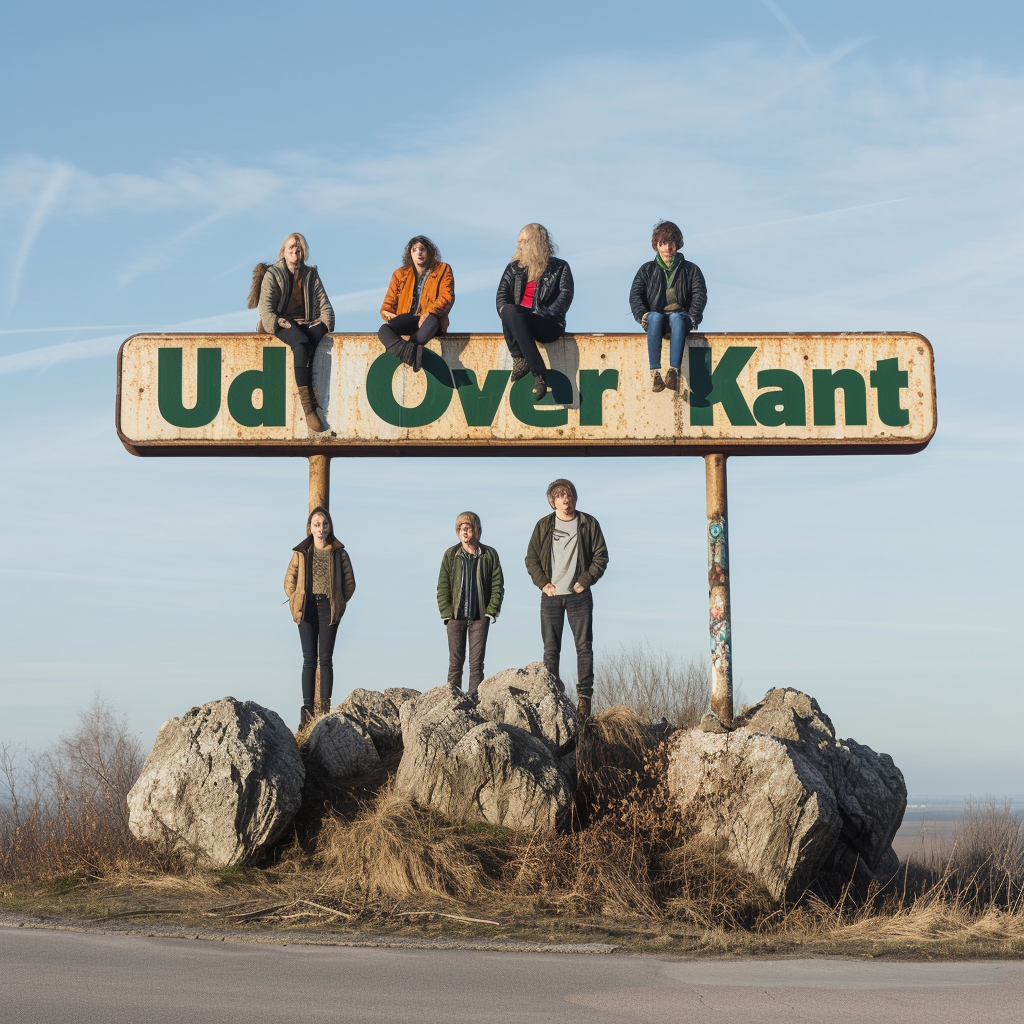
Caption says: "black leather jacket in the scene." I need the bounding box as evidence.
[629,258,707,328]
[495,258,574,327]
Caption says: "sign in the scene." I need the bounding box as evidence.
[116,332,935,456]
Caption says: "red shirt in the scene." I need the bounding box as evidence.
[521,280,537,309]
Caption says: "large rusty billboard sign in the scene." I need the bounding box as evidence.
[116,332,935,457]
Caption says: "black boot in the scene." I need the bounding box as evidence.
[532,373,548,401]
[299,705,314,730]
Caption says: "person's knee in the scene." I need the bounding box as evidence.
[500,304,522,323]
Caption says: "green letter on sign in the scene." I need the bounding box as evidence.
[870,357,910,427]
[227,347,286,426]
[509,370,573,427]
[812,368,867,426]
[689,346,756,426]
[453,368,510,426]
[753,369,806,426]
[578,369,620,426]
[157,347,221,427]
[365,349,454,427]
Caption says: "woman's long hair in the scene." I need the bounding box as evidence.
[401,235,440,271]
[306,505,334,540]
[278,232,309,264]
[512,223,556,282]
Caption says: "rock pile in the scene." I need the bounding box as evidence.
[127,697,304,867]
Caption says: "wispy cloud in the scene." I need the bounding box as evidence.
[759,0,815,56]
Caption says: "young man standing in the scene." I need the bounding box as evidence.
[437,512,504,696]
[525,479,609,721]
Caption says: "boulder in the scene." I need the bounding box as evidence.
[127,697,304,867]
[304,711,381,783]
[394,681,573,831]
[335,688,407,754]
[476,662,576,754]
[668,688,906,901]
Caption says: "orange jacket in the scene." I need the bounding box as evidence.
[380,263,454,333]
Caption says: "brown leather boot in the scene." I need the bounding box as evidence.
[296,385,325,432]
[315,699,331,718]
[577,695,591,724]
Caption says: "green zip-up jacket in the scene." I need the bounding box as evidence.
[437,543,504,620]
[525,511,609,591]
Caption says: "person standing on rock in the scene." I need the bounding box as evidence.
[628,219,707,395]
[378,235,455,372]
[495,223,574,403]
[525,479,608,721]
[437,512,504,697]
[252,232,335,433]
[283,506,356,728]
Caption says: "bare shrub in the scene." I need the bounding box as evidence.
[593,643,710,728]
[0,696,153,880]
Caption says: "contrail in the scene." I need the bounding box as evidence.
[760,0,816,57]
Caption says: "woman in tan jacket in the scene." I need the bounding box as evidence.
[378,235,454,371]
[283,506,356,727]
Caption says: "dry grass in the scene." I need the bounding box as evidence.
[2,675,1023,958]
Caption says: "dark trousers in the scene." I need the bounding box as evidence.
[446,617,490,694]
[275,320,328,387]
[378,313,441,356]
[499,305,563,376]
[540,590,594,699]
[298,595,338,705]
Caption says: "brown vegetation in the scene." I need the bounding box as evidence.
[2,674,1023,957]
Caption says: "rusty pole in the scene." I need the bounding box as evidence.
[705,453,733,725]
[308,455,331,712]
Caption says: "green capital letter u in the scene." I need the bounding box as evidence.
[157,347,221,427]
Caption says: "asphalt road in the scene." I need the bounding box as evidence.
[1,926,1021,1023]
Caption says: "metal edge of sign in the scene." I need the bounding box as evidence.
[115,331,937,458]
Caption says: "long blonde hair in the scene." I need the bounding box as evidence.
[512,223,556,282]
[278,232,309,264]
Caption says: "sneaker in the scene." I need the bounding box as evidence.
[532,374,548,401]
[651,370,665,393]
[510,356,530,382]
[664,367,679,391]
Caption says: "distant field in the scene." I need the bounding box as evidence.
[894,796,1024,860]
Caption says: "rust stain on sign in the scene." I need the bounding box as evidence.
[116,331,936,457]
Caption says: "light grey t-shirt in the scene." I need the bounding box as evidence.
[550,515,579,595]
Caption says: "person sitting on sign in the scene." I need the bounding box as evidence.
[253,232,335,433]
[436,511,504,698]
[525,479,608,723]
[378,236,455,372]
[628,220,707,395]
[283,506,356,729]
[495,223,574,403]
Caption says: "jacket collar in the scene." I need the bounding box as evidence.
[293,535,344,554]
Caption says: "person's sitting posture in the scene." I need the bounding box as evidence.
[378,236,454,372]
[495,223,574,402]
[629,220,707,394]
[437,512,504,697]
[256,232,335,431]
[525,479,608,722]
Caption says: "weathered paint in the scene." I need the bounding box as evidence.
[115,331,936,457]
[705,454,733,724]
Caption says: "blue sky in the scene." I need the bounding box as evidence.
[1,0,1021,795]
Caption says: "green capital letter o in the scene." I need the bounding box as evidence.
[365,349,454,427]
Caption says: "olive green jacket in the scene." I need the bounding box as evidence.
[524,511,608,591]
[258,260,335,335]
[437,543,504,620]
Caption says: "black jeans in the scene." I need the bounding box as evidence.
[499,305,563,376]
[298,594,338,705]
[446,617,490,694]
[275,320,328,387]
[540,590,594,698]
[378,313,441,352]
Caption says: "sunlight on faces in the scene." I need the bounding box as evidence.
[550,489,577,520]
[309,512,331,546]
[457,520,480,551]
[410,242,430,271]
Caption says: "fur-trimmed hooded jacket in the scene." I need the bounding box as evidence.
[283,536,355,625]
[258,260,335,335]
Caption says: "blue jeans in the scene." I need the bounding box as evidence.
[646,311,689,370]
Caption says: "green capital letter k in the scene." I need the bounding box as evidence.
[689,346,756,426]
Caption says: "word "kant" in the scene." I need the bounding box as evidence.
[155,344,911,430]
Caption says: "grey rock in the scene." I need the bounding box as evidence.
[304,711,381,783]
[336,689,404,754]
[384,687,420,708]
[394,681,573,831]
[127,697,304,867]
[476,662,577,753]
[668,688,906,901]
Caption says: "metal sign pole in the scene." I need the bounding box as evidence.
[705,453,734,725]
[308,455,330,712]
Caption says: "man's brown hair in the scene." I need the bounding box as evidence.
[651,220,683,250]
[401,235,440,270]
[546,478,578,507]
